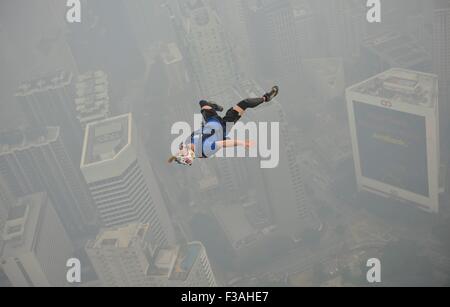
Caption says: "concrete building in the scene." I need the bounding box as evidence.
[15,71,83,163]
[247,0,302,83]
[179,0,238,98]
[0,193,74,287]
[433,0,450,164]
[312,0,367,58]
[292,0,317,59]
[362,32,432,75]
[0,127,98,236]
[211,201,275,259]
[81,114,176,247]
[241,81,320,240]
[74,70,111,129]
[346,68,441,212]
[86,223,216,287]
[302,57,346,103]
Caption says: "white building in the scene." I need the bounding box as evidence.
[346,68,441,212]
[0,193,74,287]
[241,81,320,240]
[0,127,98,236]
[180,0,238,98]
[80,113,176,247]
[75,70,110,129]
[86,223,217,287]
[433,0,450,162]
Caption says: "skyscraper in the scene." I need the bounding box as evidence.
[214,0,253,76]
[178,0,238,98]
[86,223,217,287]
[15,71,83,163]
[312,0,367,58]
[346,68,440,212]
[242,81,320,240]
[0,193,74,287]
[74,70,111,130]
[247,0,302,83]
[433,0,450,162]
[0,127,98,236]
[0,176,15,231]
[80,114,176,248]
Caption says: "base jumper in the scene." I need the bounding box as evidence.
[169,86,279,166]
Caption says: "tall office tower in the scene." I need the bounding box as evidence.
[80,114,176,248]
[247,0,302,84]
[292,0,317,59]
[213,0,253,76]
[0,193,74,287]
[86,223,156,287]
[74,70,111,130]
[361,32,432,77]
[86,223,216,287]
[66,0,145,93]
[312,0,367,58]
[242,81,320,240]
[0,176,15,231]
[15,71,83,163]
[0,127,98,236]
[160,43,191,96]
[0,1,77,80]
[122,0,162,52]
[346,68,440,213]
[178,0,239,98]
[433,0,450,162]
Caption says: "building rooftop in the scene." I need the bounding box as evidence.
[161,43,183,65]
[347,68,438,108]
[147,242,205,281]
[15,70,73,96]
[211,203,262,250]
[1,193,46,257]
[81,114,131,166]
[0,127,59,155]
[169,242,202,281]
[75,70,110,127]
[88,223,149,250]
[363,32,431,69]
[292,0,313,19]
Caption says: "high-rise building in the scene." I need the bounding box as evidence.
[213,0,253,76]
[0,176,15,231]
[86,223,217,287]
[74,70,111,130]
[346,68,440,212]
[80,114,176,248]
[247,0,302,83]
[15,71,83,163]
[433,0,450,161]
[0,127,98,236]
[241,81,320,240]
[178,0,238,98]
[0,193,74,287]
[361,32,432,77]
[312,0,367,58]
[66,0,145,93]
[292,0,317,59]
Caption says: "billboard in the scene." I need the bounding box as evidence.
[353,101,429,197]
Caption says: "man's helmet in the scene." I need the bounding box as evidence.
[175,143,195,166]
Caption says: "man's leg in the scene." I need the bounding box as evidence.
[219,98,265,138]
[222,98,265,124]
[199,101,221,122]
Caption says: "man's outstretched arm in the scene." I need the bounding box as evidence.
[215,140,255,149]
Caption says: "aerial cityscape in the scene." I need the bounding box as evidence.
[0,0,449,288]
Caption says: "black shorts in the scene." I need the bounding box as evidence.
[201,107,241,126]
